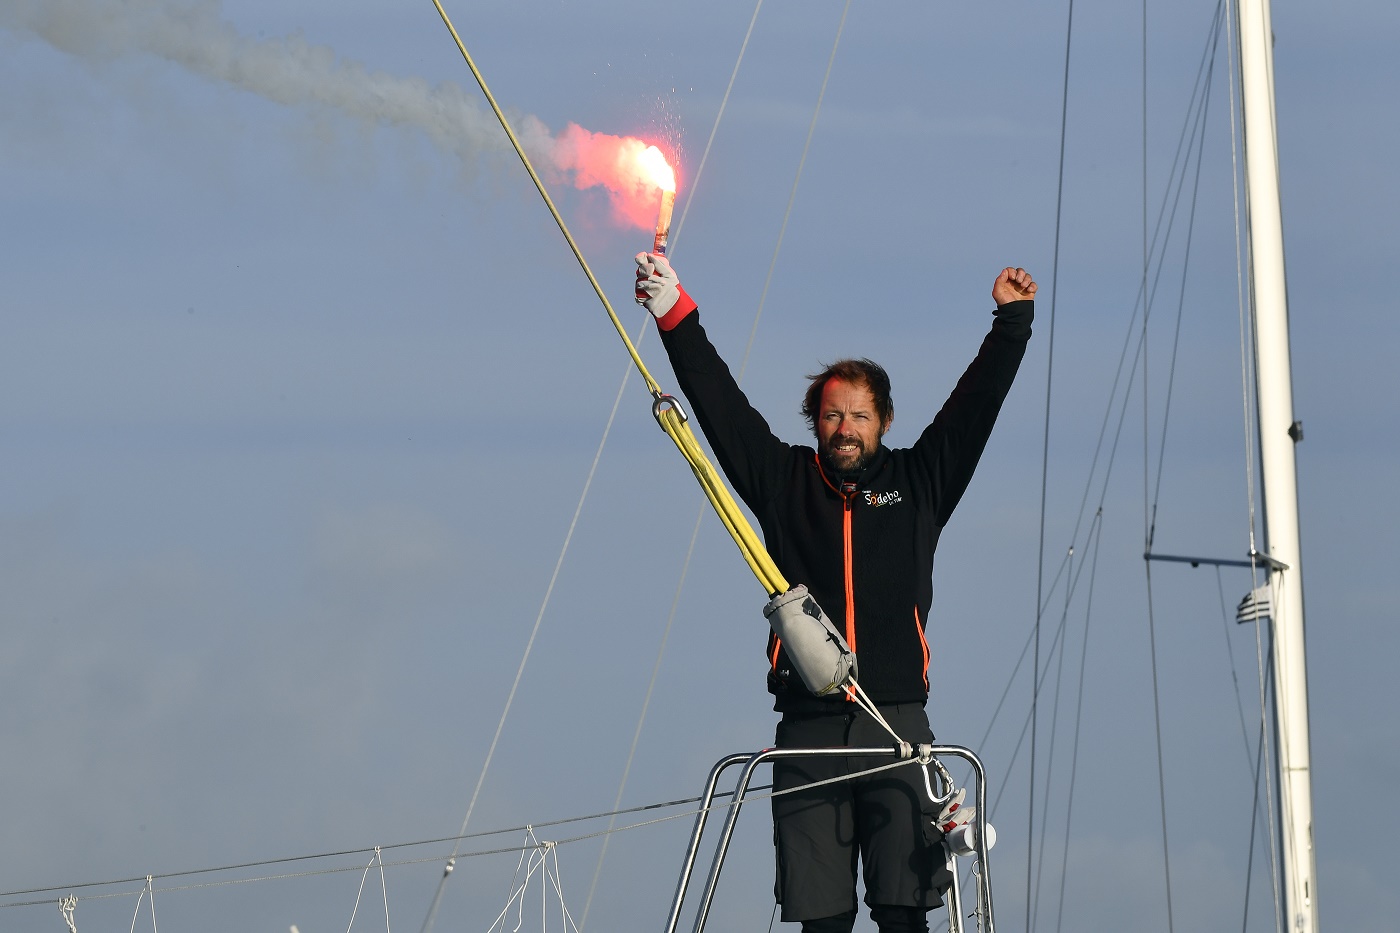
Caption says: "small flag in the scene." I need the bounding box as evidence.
[1236,584,1272,624]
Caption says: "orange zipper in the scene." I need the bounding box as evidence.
[842,486,857,652]
[841,482,857,700]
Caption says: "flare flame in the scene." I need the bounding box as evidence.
[549,126,678,231]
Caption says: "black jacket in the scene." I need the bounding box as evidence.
[658,300,1033,713]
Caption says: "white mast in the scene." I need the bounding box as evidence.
[1236,1,1318,929]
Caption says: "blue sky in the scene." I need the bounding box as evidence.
[2,1,1396,931]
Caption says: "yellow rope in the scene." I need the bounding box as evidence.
[655,406,789,595]
[430,1,789,598]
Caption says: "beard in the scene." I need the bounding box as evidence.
[820,435,874,475]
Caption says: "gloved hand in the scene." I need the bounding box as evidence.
[634,252,696,329]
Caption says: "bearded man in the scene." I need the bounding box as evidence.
[635,253,1035,933]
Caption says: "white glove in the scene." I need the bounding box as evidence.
[634,252,694,321]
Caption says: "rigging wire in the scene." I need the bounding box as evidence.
[1030,0,1076,922]
[1240,625,1280,933]
[1139,8,1226,931]
[0,758,918,917]
[1241,705,1268,933]
[1215,564,1276,933]
[576,3,770,926]
[1216,568,1261,772]
[1142,560,1175,933]
[1031,509,1079,918]
[1137,5,1176,924]
[1148,27,1222,530]
[2,793,726,906]
[1051,510,1104,933]
[1146,2,1229,518]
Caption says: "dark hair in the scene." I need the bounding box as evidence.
[801,359,893,434]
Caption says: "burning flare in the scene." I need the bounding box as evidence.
[637,145,677,194]
[637,145,677,255]
[548,126,678,236]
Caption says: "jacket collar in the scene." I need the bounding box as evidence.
[815,445,890,494]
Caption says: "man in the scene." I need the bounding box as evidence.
[635,253,1035,933]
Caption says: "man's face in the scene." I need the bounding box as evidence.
[816,377,888,473]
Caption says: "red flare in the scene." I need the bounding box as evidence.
[549,124,678,232]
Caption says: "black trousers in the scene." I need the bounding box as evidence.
[771,703,950,923]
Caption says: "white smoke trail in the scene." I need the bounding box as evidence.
[2,0,677,226]
[0,0,553,169]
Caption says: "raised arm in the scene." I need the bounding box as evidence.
[911,266,1036,525]
[636,253,792,509]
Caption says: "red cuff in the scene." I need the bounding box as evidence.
[655,285,697,331]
